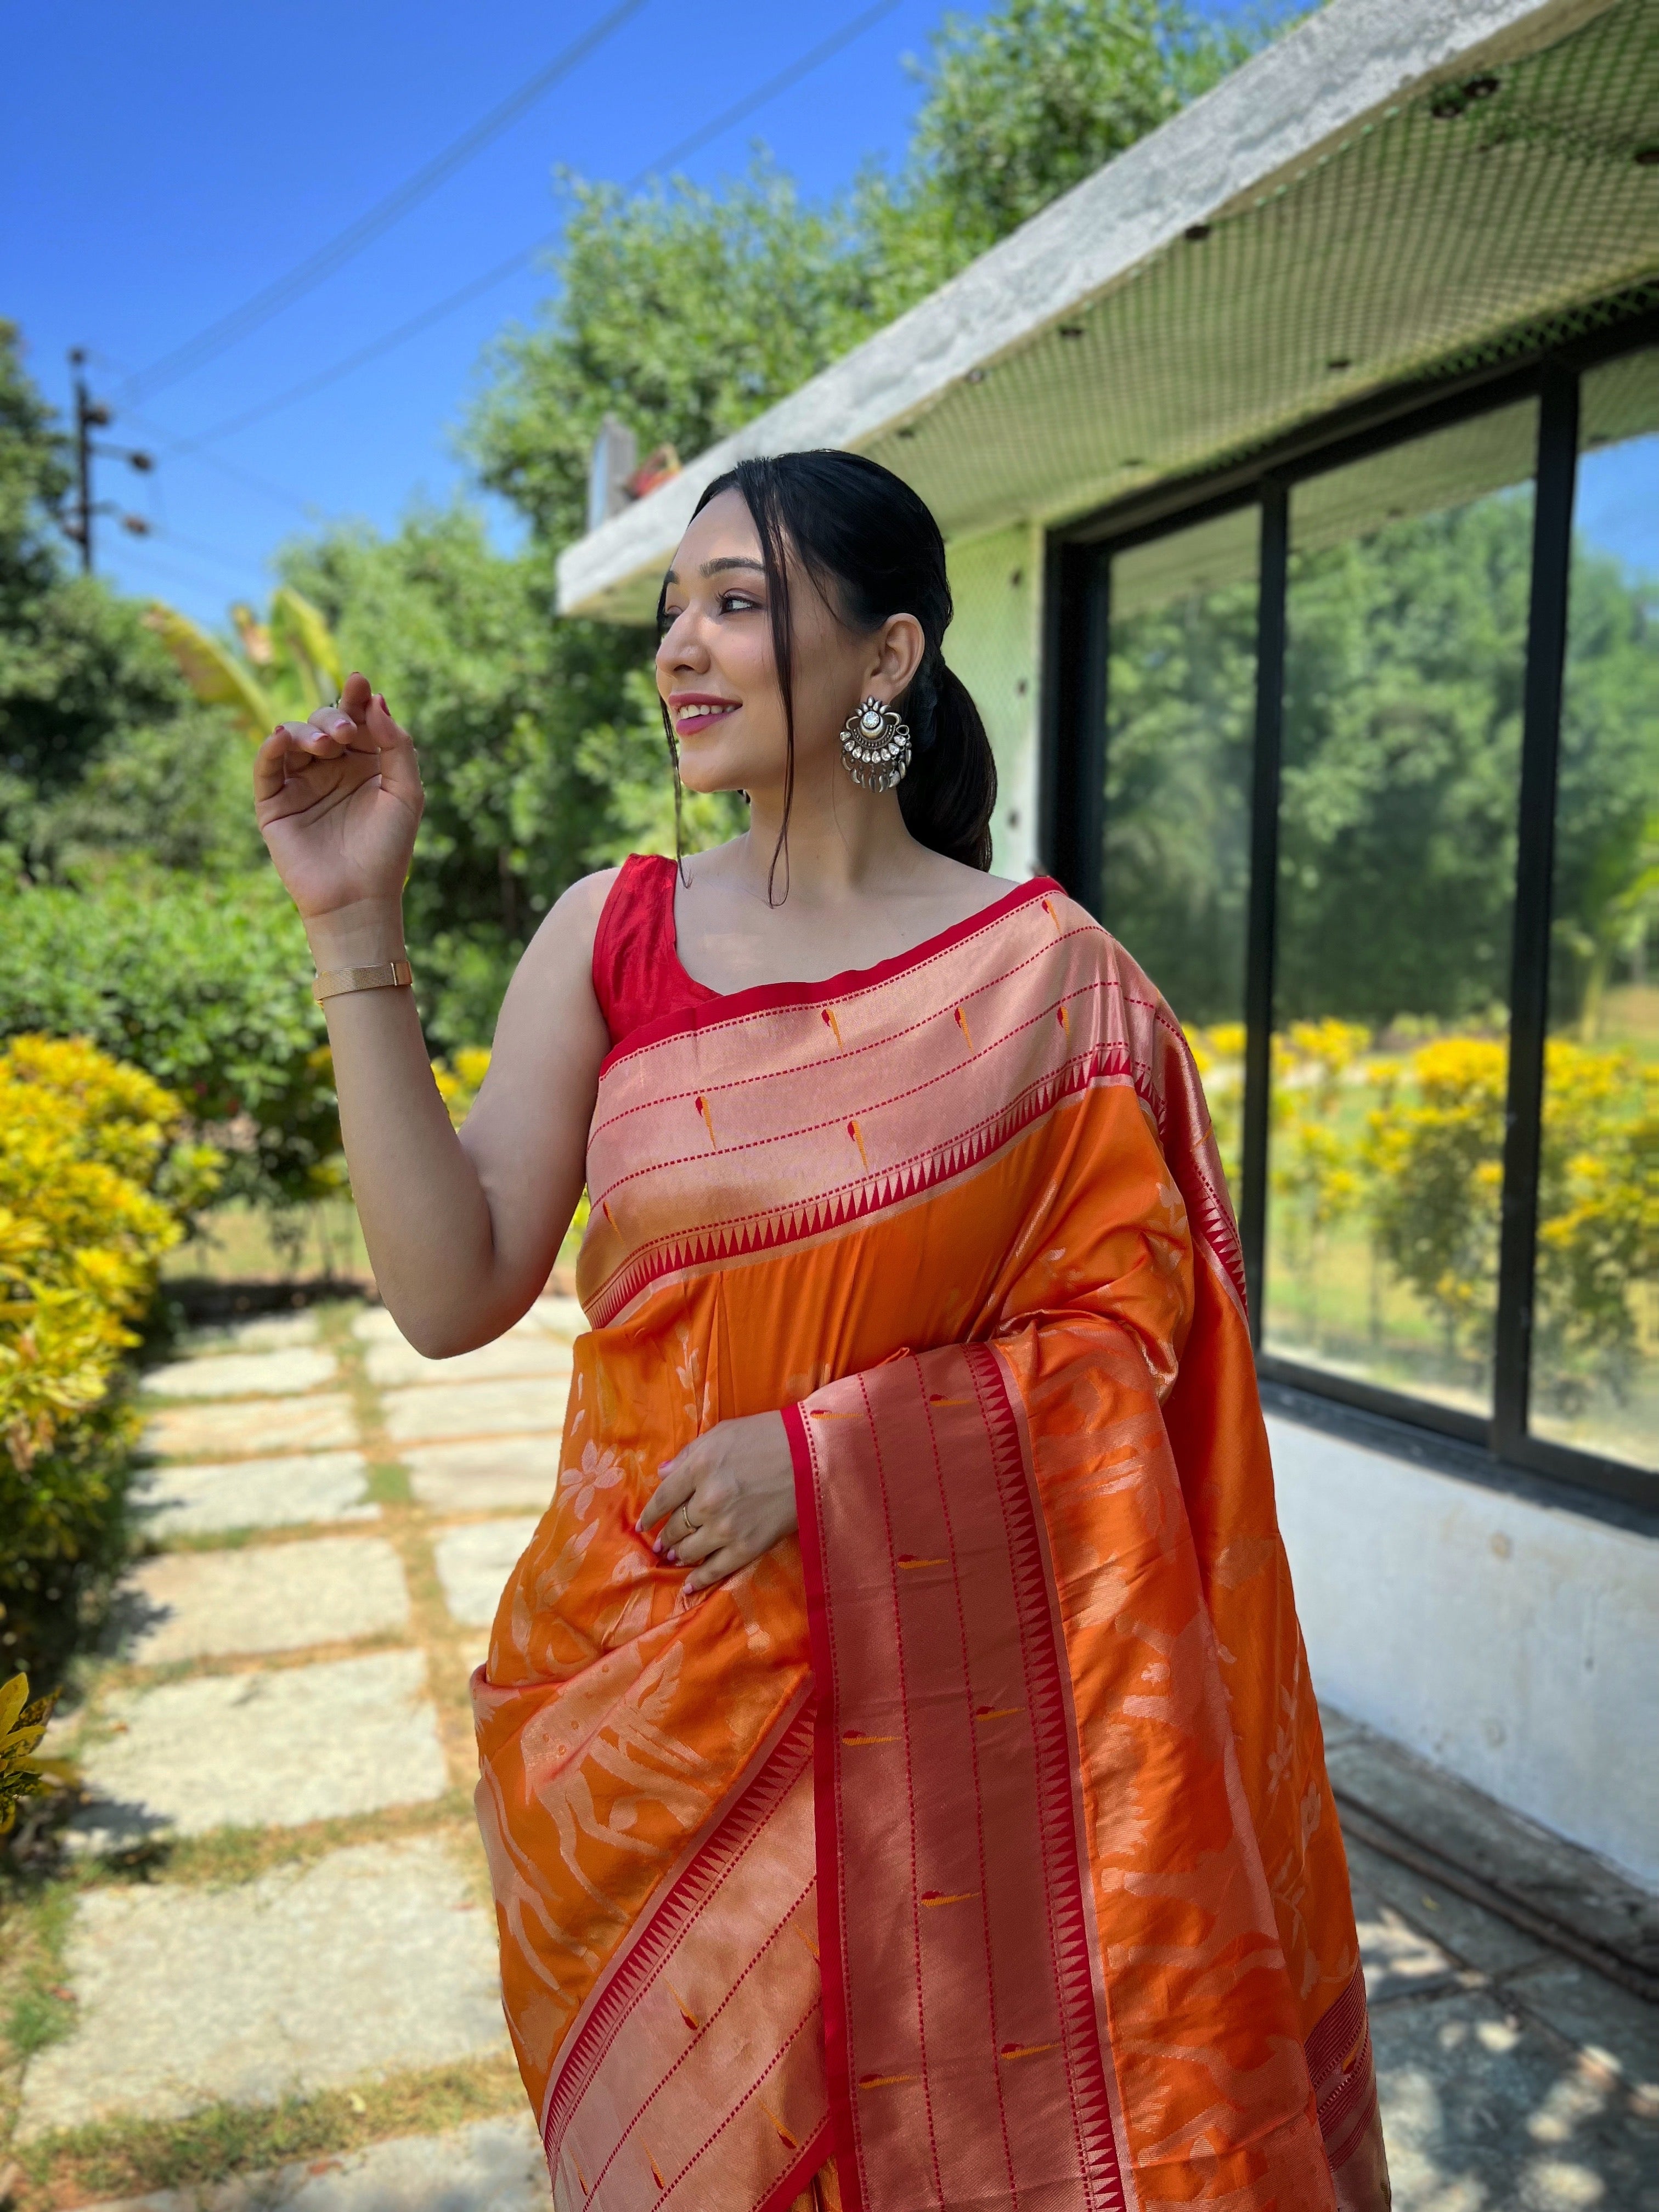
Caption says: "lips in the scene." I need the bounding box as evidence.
[669,693,740,736]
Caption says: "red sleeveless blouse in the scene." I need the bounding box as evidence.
[590,853,719,1053]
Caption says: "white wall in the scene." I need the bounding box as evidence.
[943,523,1043,879]
[1269,1413,1659,1891]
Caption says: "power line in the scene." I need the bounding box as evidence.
[175,0,905,453]
[122,0,652,404]
[120,407,318,515]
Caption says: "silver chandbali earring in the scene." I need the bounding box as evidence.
[838,695,912,792]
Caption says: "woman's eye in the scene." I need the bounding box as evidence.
[719,592,761,615]
[657,606,684,637]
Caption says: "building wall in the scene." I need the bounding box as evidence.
[1269,1413,1659,1891]
[944,526,1659,1890]
[943,524,1043,879]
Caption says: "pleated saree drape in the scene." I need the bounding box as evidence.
[472,876,1377,2212]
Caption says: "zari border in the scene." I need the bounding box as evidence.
[1304,1959,1379,2171]
[786,1353,1131,2212]
[540,1684,815,2162]
[597,877,1064,1079]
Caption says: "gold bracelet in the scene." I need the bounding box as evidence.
[312,958,413,1004]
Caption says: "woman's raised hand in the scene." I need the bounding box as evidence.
[254,671,424,923]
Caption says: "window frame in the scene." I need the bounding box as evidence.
[1040,305,1659,1514]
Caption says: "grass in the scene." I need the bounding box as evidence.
[0,1271,563,2196]
[78,1797,480,1893]
[1,1888,77,2063]
[9,2049,526,2211]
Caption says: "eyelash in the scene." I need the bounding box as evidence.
[658,590,763,637]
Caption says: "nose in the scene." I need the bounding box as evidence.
[657,606,709,674]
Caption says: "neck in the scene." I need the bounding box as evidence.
[733,752,915,901]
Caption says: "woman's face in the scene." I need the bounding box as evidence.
[654,488,917,799]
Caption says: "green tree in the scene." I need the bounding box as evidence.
[469,163,878,549]
[867,0,1260,292]
[0,321,190,804]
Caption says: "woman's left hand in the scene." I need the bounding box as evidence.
[638,1411,798,1591]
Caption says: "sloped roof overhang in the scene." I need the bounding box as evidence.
[557,0,1657,623]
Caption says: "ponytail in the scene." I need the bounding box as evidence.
[689,451,999,883]
[898,658,996,871]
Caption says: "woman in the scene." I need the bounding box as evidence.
[257,450,1390,2212]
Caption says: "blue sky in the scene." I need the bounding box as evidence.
[4,0,1283,623]
[7,2,1643,629]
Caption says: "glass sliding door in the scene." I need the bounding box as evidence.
[1102,505,1259,1194]
[1262,402,1540,1415]
[1530,348,1659,1470]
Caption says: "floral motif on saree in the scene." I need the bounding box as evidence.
[472,877,1376,2212]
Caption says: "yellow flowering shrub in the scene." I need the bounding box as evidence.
[430,1047,590,1264]
[1361,1039,1509,1365]
[432,1046,493,1128]
[0,1035,221,1683]
[1534,1043,1659,1407]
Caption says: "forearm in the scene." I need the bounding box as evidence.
[309,900,507,1351]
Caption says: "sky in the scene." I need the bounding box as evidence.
[7,2,1641,631]
[4,0,1022,623]
[3,0,1283,625]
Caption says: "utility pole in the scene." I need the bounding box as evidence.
[65,348,154,573]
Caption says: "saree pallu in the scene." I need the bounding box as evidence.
[472,879,1377,2212]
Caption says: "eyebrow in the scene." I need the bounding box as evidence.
[661,557,766,586]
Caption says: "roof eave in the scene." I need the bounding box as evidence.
[556,0,1611,622]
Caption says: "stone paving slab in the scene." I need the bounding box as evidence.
[353,1300,584,1346]
[1328,1726,1659,1981]
[145,1396,359,1464]
[1346,1831,1550,1981]
[1350,1869,1463,2009]
[433,1522,539,1630]
[82,2114,548,2212]
[122,1541,410,1664]
[363,1336,572,1392]
[404,1438,560,1513]
[186,1313,321,1354]
[134,1452,377,1538]
[17,1836,507,2137]
[143,1349,340,1401]
[1372,1980,1658,2212]
[380,1381,569,1448]
[69,1650,448,1847]
[1503,1955,1659,2100]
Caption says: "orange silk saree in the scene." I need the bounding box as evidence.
[472,877,1377,2212]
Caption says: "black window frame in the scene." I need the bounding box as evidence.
[1039,304,1659,1515]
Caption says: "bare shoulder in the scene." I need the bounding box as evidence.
[487,868,620,1070]
[915,849,1023,917]
[511,867,621,982]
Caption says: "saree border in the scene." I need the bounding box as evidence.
[786,1346,1131,2212]
[597,876,1064,1079]
[1305,1959,1379,2171]
[591,1034,1154,1331]
[539,1682,817,2172]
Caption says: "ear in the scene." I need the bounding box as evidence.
[867,613,926,699]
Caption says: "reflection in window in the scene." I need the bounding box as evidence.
[1531,349,1659,1470]
[1102,507,1258,1194]
[1263,404,1539,1415]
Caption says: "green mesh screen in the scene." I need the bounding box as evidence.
[862,0,1659,545]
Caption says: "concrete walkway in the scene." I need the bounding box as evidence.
[6,1304,1654,2210]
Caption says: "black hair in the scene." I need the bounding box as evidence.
[656,449,997,896]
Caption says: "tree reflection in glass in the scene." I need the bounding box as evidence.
[1532,348,1659,1471]
[1263,405,1539,1415]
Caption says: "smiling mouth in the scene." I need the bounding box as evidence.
[672,699,740,734]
